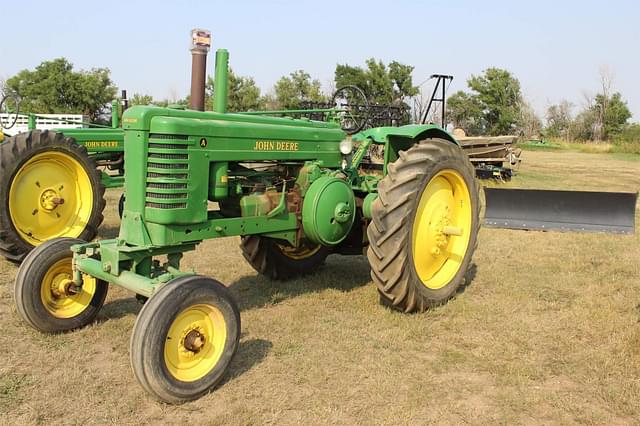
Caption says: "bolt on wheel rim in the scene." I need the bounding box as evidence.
[40,258,98,318]
[411,169,472,290]
[9,152,93,246]
[164,304,227,382]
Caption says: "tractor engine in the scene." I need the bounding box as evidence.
[118,104,356,252]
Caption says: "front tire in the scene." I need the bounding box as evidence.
[14,237,108,332]
[130,275,240,404]
[0,130,106,262]
[367,139,480,313]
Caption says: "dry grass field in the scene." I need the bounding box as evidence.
[0,149,639,424]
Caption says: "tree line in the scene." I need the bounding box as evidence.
[2,57,635,142]
[2,57,419,118]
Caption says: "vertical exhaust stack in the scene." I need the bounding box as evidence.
[189,29,211,111]
[213,49,229,113]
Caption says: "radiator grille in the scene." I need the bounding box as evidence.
[145,134,190,209]
[146,201,188,209]
[147,162,188,170]
[147,182,187,190]
[145,192,188,199]
[148,143,189,150]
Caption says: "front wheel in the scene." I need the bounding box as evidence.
[14,237,109,332]
[130,275,240,404]
[367,139,480,313]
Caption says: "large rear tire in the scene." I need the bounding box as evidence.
[130,275,240,404]
[14,237,108,333]
[240,236,331,280]
[0,130,106,262]
[367,139,480,313]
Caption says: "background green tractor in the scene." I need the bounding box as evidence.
[14,33,480,403]
[0,94,125,261]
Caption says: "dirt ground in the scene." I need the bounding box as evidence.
[1,149,639,425]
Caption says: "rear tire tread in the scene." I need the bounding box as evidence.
[367,139,481,313]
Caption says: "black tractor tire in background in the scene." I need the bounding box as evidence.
[0,130,106,262]
[367,139,481,313]
[240,236,331,280]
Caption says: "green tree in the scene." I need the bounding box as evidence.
[335,59,418,105]
[571,93,631,141]
[467,68,523,135]
[129,93,154,106]
[572,108,599,141]
[6,58,117,122]
[206,68,265,112]
[446,90,485,135]
[273,70,324,109]
[545,100,574,139]
[517,100,543,138]
[227,69,264,112]
[128,94,170,108]
[594,92,631,138]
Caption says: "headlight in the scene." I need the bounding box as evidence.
[339,138,353,155]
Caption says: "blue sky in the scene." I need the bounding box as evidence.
[1,0,638,121]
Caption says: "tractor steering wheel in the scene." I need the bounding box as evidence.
[0,93,20,130]
[331,85,369,135]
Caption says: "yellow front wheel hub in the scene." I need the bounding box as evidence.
[40,258,98,319]
[164,304,227,382]
[412,169,472,290]
[9,152,93,246]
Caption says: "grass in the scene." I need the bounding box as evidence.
[0,149,639,424]
[520,138,640,156]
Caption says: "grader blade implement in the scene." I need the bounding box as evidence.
[484,188,637,234]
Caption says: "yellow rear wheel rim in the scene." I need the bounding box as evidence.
[164,304,227,382]
[40,258,98,318]
[412,169,472,290]
[277,243,322,260]
[9,152,93,246]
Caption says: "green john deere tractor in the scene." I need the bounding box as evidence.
[0,95,125,261]
[14,39,480,403]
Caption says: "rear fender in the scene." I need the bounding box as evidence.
[353,124,458,175]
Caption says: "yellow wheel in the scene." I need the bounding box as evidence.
[10,151,94,246]
[130,275,240,404]
[164,304,227,382]
[411,169,472,290]
[240,236,330,280]
[14,238,108,333]
[0,130,105,262]
[277,243,322,260]
[367,139,480,312]
[39,257,99,319]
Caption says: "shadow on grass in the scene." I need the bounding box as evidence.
[229,254,372,312]
[95,257,476,319]
[99,297,142,320]
[221,338,272,384]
